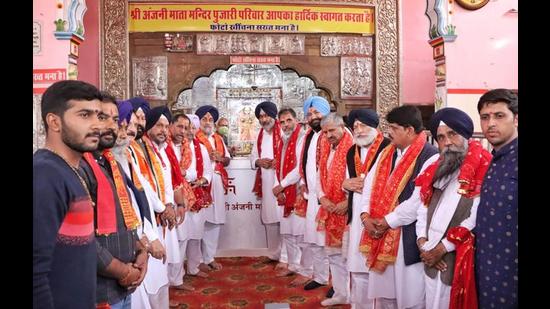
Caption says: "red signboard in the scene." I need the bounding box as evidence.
[230,56,280,65]
[33,69,67,84]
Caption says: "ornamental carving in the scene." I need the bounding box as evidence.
[197,33,305,55]
[101,0,129,99]
[132,56,168,100]
[321,36,373,56]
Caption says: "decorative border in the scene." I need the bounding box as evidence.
[104,0,398,120]
[101,0,129,99]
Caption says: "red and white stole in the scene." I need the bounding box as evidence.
[277,124,302,217]
[252,121,282,198]
[196,130,229,190]
[180,138,212,212]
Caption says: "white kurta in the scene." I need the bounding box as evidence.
[126,142,169,295]
[360,146,439,309]
[250,129,283,224]
[156,142,182,265]
[301,131,326,246]
[276,134,306,236]
[202,135,231,224]
[176,140,213,240]
[416,172,479,309]
[346,148,369,273]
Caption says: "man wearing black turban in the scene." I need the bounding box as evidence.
[342,108,390,308]
[250,101,287,268]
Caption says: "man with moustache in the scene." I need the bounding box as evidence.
[315,113,354,306]
[34,80,102,309]
[290,96,331,290]
[143,106,189,294]
[77,93,148,309]
[251,101,287,266]
[474,89,518,308]
[415,108,492,309]
[112,100,173,309]
[169,114,213,285]
[271,108,308,278]
[359,105,439,309]
[342,109,390,309]
[195,105,231,271]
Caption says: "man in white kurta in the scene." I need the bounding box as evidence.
[341,109,390,309]
[171,114,213,280]
[272,108,306,276]
[415,108,490,309]
[144,107,184,295]
[195,105,231,271]
[250,101,286,263]
[316,113,354,306]
[359,105,439,309]
[292,96,331,290]
[124,100,172,309]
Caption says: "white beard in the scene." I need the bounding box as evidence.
[111,144,129,166]
[354,129,378,147]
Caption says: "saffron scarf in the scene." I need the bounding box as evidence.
[415,140,492,206]
[316,130,354,248]
[165,137,196,208]
[252,121,282,198]
[359,131,427,272]
[196,130,229,190]
[354,131,385,177]
[180,138,212,212]
[83,152,140,235]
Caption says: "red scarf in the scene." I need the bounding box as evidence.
[252,121,282,198]
[415,140,492,206]
[277,124,302,217]
[83,152,140,235]
[355,131,385,177]
[447,226,478,309]
[139,136,166,204]
[359,131,427,272]
[196,130,229,190]
[166,138,197,208]
[316,130,354,248]
[181,138,212,212]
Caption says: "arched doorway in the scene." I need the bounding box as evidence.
[171,64,330,156]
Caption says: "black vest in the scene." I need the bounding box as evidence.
[397,143,438,265]
[345,137,391,224]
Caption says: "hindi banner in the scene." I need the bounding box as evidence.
[129,3,375,34]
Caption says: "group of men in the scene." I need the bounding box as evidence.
[34,79,517,309]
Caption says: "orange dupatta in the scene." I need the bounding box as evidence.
[358,131,427,272]
[316,130,354,248]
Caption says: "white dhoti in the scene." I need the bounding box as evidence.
[300,243,329,284]
[425,273,450,309]
[281,234,305,273]
[327,252,350,302]
[202,221,221,264]
[368,232,426,309]
[265,223,283,261]
[168,239,188,286]
[186,239,203,275]
[351,272,374,309]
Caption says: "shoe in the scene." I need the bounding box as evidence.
[320,296,348,306]
[326,286,334,298]
[304,280,326,290]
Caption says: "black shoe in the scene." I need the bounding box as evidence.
[326,286,335,298]
[304,280,326,290]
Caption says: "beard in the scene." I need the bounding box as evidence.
[354,129,378,147]
[61,119,100,153]
[261,119,275,131]
[432,144,468,184]
[135,125,145,140]
[309,118,321,132]
[98,130,117,150]
[201,126,213,136]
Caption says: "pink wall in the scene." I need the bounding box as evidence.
[33,0,71,71]
[78,0,100,87]
[401,0,436,105]
[446,0,518,90]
